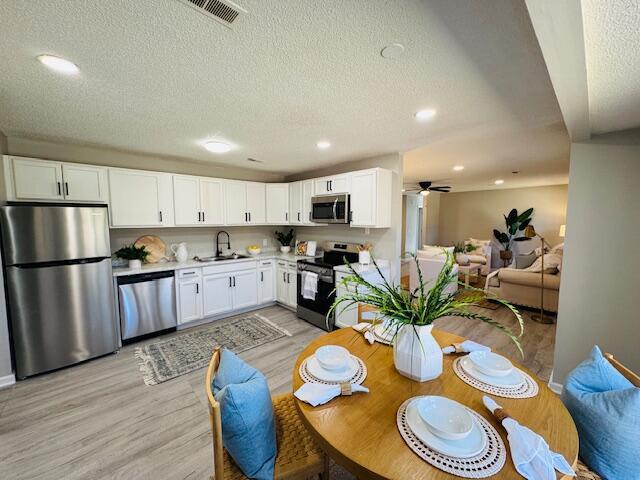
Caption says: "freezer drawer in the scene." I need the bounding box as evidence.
[118,271,176,340]
[6,258,118,379]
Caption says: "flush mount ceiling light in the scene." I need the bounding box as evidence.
[494,179,505,185]
[380,43,405,59]
[316,141,331,149]
[420,190,430,196]
[37,55,79,75]
[204,141,231,153]
[415,109,436,121]
[453,165,464,171]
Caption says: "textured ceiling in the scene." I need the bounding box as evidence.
[582,0,640,135]
[0,0,567,187]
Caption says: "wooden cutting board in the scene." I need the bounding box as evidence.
[134,235,167,264]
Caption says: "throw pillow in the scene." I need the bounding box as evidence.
[213,349,276,480]
[465,238,490,256]
[562,346,640,479]
[514,252,537,269]
[523,253,562,273]
[550,242,564,254]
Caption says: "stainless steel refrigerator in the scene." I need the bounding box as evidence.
[0,205,118,379]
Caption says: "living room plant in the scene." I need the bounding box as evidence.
[453,241,475,265]
[114,244,149,269]
[274,229,295,253]
[329,251,523,382]
[493,208,534,262]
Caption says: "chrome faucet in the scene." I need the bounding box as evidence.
[216,231,231,257]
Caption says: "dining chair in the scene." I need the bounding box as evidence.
[205,347,330,480]
[604,352,640,387]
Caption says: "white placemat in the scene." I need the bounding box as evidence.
[397,397,506,478]
[299,355,367,385]
[453,357,539,399]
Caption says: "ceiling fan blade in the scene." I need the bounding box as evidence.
[429,187,451,192]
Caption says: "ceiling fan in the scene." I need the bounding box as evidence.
[404,181,452,196]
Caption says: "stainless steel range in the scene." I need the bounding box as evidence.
[296,242,359,330]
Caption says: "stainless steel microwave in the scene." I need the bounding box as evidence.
[311,193,350,224]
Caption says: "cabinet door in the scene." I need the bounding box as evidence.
[302,180,314,224]
[350,170,376,226]
[246,182,266,224]
[328,174,351,193]
[173,176,200,226]
[232,270,258,310]
[258,265,276,303]
[202,274,234,317]
[266,183,289,224]
[12,157,63,200]
[109,169,166,227]
[276,264,288,304]
[178,279,202,324]
[62,164,108,202]
[200,178,224,225]
[224,181,247,225]
[314,177,330,195]
[288,182,302,225]
[287,267,298,308]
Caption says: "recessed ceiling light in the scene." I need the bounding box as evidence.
[453,165,464,171]
[415,109,436,121]
[316,141,331,149]
[37,55,79,75]
[380,43,405,59]
[494,179,505,185]
[204,141,231,153]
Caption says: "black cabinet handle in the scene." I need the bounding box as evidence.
[326,180,329,191]
[196,283,199,294]
[198,212,201,222]
[298,212,300,222]
[329,180,332,191]
[261,271,264,282]
[283,272,286,282]
[248,212,251,222]
[287,272,290,283]
[57,182,61,196]
[233,276,236,287]
[229,277,232,287]
[285,212,288,221]
[64,182,69,196]
[159,211,163,222]
[202,211,205,222]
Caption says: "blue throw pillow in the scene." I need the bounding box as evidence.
[562,346,640,479]
[213,349,276,480]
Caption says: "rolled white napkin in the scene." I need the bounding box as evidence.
[482,396,575,479]
[294,382,369,407]
[351,323,375,344]
[442,340,491,354]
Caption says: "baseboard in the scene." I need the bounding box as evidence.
[548,381,563,395]
[0,373,16,389]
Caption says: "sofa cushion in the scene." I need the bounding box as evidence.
[419,245,454,257]
[213,349,276,480]
[523,253,563,273]
[467,254,487,264]
[497,269,561,290]
[515,252,537,269]
[562,346,640,479]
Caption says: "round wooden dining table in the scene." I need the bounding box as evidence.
[293,327,578,480]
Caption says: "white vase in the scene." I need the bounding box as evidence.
[280,246,291,253]
[393,324,443,382]
[128,259,142,270]
[359,250,371,265]
[455,253,469,265]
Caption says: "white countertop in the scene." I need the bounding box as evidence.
[112,251,318,277]
[333,260,390,275]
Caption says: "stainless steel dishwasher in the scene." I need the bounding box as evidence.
[117,270,177,340]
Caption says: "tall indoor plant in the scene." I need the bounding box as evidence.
[493,208,534,264]
[330,252,523,382]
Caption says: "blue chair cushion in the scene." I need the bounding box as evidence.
[562,346,640,479]
[213,349,276,480]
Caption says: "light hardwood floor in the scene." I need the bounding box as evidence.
[0,304,555,479]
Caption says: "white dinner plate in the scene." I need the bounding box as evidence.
[405,398,487,458]
[306,355,359,382]
[460,356,524,387]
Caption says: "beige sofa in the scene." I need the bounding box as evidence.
[485,268,560,313]
[410,248,458,297]
[463,239,492,275]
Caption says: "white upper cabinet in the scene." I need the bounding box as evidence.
[246,182,266,224]
[61,164,108,202]
[350,168,393,228]
[224,181,248,225]
[173,175,200,226]
[288,181,302,225]
[200,178,224,225]
[109,168,174,228]
[314,173,351,195]
[266,183,289,224]
[173,175,225,226]
[301,180,314,224]
[6,156,106,203]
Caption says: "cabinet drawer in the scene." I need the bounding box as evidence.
[202,260,257,276]
[177,268,201,279]
[259,259,275,268]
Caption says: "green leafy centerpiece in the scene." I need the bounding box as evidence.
[330,251,523,382]
[114,244,149,270]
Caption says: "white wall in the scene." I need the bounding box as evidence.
[437,185,568,267]
[553,135,640,383]
[424,191,441,246]
[0,131,13,384]
[402,194,421,255]
[287,153,403,282]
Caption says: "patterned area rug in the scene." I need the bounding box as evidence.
[135,314,291,385]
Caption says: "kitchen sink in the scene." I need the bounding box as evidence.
[194,254,251,262]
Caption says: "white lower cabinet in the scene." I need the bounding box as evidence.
[202,273,234,317]
[232,269,258,310]
[276,260,297,309]
[177,269,203,325]
[258,260,276,303]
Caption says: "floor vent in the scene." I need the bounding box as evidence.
[179,0,245,28]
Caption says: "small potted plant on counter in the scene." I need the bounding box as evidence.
[114,244,149,270]
[453,242,475,266]
[275,229,295,253]
[330,251,523,382]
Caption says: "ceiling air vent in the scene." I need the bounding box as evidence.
[178,0,245,28]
